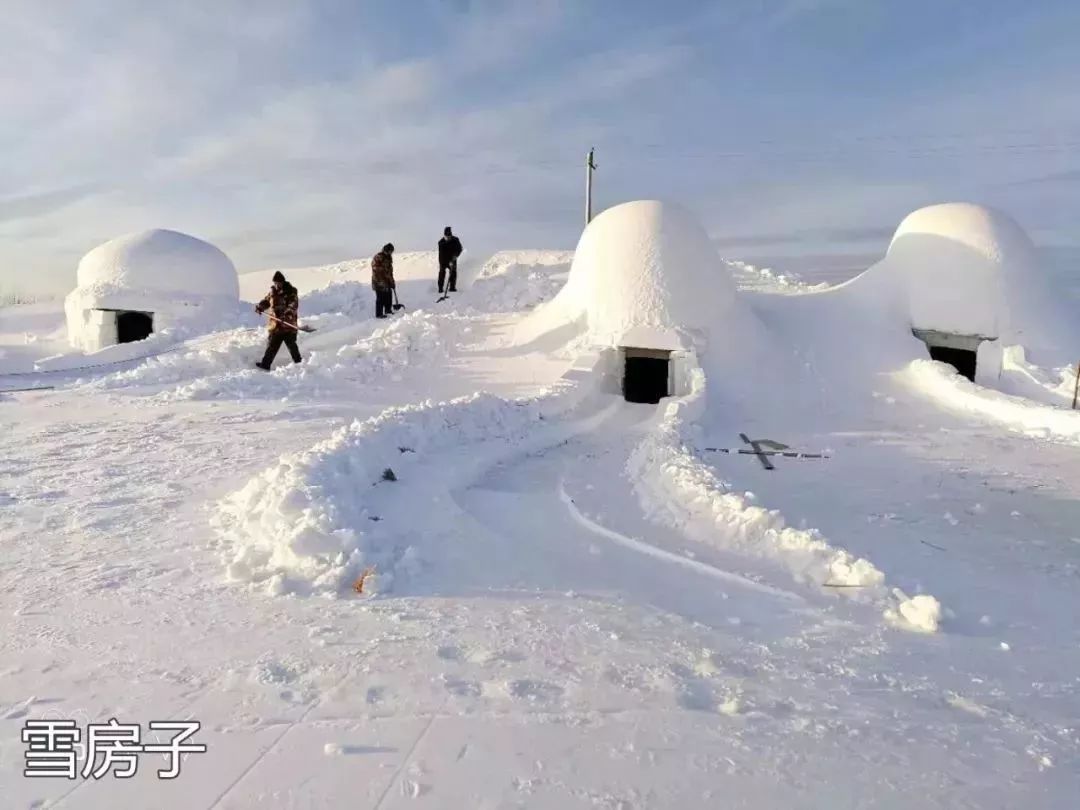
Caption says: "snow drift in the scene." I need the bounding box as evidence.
[214,382,592,596]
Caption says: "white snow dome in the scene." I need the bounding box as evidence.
[76,229,240,297]
[883,203,1072,357]
[524,200,768,404]
[559,199,749,349]
[65,229,240,352]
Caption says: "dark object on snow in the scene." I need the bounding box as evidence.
[740,433,775,471]
[438,228,463,294]
[398,446,415,453]
[381,468,397,482]
[703,446,830,460]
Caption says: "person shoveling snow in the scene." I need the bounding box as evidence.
[254,271,303,370]
[437,225,463,299]
[372,243,404,318]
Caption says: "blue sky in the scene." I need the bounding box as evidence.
[1,0,1079,293]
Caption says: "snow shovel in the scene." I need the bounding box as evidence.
[392,290,405,312]
[266,313,316,332]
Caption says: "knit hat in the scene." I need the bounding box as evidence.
[272,271,286,283]
[444,226,452,236]
[383,243,395,253]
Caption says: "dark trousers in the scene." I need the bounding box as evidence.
[375,287,394,318]
[438,259,457,293]
[261,329,301,366]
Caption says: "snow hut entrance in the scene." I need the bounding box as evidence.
[622,347,671,404]
[114,310,154,344]
[913,329,984,382]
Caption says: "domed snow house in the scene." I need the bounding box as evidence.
[873,203,1073,381]
[522,200,768,404]
[65,229,240,352]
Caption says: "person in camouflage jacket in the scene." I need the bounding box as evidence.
[254,271,302,369]
[371,243,396,318]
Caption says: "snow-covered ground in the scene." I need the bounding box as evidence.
[2,242,1079,808]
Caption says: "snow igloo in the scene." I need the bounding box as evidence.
[876,203,1072,381]
[534,200,765,403]
[65,229,240,352]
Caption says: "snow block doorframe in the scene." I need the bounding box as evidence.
[95,308,155,345]
[913,328,994,383]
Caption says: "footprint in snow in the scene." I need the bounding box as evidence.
[507,680,564,702]
[442,677,483,698]
[436,645,463,661]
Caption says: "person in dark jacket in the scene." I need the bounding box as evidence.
[371,243,396,318]
[438,226,463,294]
[254,271,302,369]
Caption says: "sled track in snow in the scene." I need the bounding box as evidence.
[557,478,803,601]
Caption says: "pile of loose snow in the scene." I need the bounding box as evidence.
[297,281,372,320]
[88,310,458,401]
[463,251,573,313]
[168,312,456,402]
[885,591,943,633]
[994,345,1080,407]
[723,259,829,294]
[900,358,1080,443]
[88,327,267,391]
[214,385,583,596]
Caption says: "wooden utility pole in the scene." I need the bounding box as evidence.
[585,147,597,225]
[1072,360,1080,409]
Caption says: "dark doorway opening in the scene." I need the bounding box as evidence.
[623,352,670,404]
[116,311,154,344]
[928,345,976,382]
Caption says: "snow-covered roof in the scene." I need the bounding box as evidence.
[875,203,1073,358]
[559,200,743,347]
[76,229,239,300]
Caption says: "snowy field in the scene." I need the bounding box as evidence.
[2,232,1079,809]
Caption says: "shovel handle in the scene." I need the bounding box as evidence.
[266,313,311,332]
